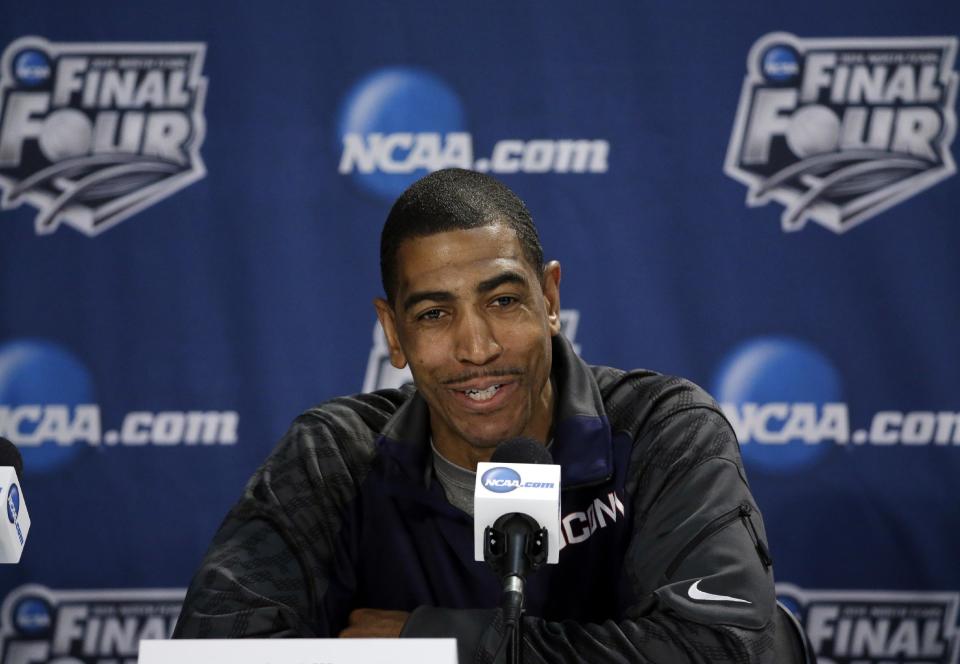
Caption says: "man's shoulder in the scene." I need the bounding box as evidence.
[587,364,744,491]
[589,363,728,437]
[301,385,414,434]
[269,385,416,467]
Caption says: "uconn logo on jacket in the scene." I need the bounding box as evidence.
[559,490,625,549]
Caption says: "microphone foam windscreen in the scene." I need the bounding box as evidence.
[490,437,553,465]
[0,438,23,481]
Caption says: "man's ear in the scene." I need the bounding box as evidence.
[374,298,408,369]
[542,261,562,336]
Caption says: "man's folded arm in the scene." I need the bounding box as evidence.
[403,493,776,663]
[173,397,779,662]
[514,482,777,664]
[405,408,778,663]
[173,408,372,639]
[172,515,320,638]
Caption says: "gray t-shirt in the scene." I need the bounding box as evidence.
[430,440,477,515]
[430,439,554,516]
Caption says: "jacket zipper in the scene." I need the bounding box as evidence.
[665,504,743,579]
[665,502,772,579]
[739,503,773,569]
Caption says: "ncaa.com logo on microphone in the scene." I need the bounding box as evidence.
[5,483,25,550]
[481,467,555,493]
[0,339,238,475]
[6,484,19,524]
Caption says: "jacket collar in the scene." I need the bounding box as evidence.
[377,333,612,489]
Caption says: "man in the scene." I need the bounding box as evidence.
[174,169,779,662]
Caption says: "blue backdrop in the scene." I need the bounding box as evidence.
[0,2,957,662]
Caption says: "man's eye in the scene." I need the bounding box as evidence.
[492,296,517,307]
[418,309,444,321]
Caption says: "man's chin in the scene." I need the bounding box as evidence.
[462,425,527,451]
[441,408,531,454]
[465,437,504,451]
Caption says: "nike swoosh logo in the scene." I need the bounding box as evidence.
[687,579,751,604]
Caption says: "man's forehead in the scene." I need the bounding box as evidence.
[394,225,532,288]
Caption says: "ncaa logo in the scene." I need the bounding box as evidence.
[482,467,522,493]
[712,336,844,473]
[776,583,960,663]
[725,33,958,233]
[337,67,610,201]
[761,45,800,83]
[0,36,208,236]
[0,338,238,458]
[0,339,94,473]
[13,50,51,87]
[13,596,52,635]
[337,67,467,199]
[0,584,186,662]
[6,484,19,523]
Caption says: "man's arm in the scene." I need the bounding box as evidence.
[173,394,390,638]
[172,515,323,638]
[404,405,778,663]
[339,609,409,637]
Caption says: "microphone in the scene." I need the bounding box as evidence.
[0,438,30,564]
[474,438,561,661]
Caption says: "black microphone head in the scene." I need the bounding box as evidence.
[0,438,23,483]
[490,437,553,465]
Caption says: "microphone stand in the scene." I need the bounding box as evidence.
[484,513,548,664]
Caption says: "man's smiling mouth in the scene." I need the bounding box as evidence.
[463,384,503,401]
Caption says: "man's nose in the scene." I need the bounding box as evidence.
[454,310,502,365]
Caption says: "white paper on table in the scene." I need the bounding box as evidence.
[138,638,458,664]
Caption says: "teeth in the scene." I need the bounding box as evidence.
[465,384,501,401]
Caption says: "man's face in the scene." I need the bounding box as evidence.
[375,224,562,469]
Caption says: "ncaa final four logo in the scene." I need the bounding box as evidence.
[725,33,958,233]
[0,37,207,236]
[777,583,960,663]
[0,584,184,663]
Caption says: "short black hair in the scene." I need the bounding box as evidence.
[380,168,544,303]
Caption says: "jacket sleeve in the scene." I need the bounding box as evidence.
[172,399,382,639]
[404,404,779,663]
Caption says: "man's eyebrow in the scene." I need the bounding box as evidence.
[477,271,529,294]
[402,272,529,311]
[403,290,453,312]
